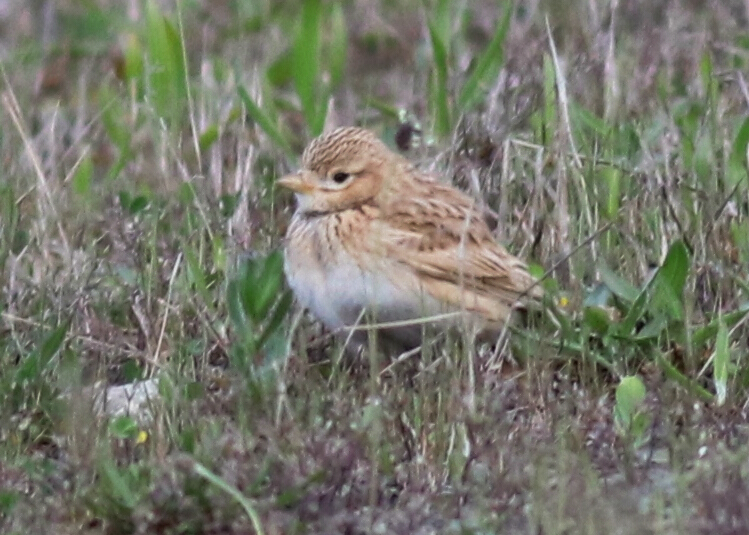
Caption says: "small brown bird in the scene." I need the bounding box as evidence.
[279,127,542,350]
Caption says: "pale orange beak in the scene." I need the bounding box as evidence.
[277,173,314,194]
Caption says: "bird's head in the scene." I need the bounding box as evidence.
[277,127,399,215]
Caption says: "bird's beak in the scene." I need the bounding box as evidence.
[277,173,314,194]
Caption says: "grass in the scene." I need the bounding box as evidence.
[1,0,749,533]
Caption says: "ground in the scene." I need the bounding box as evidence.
[1,0,749,533]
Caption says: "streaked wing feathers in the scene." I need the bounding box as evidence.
[376,178,541,321]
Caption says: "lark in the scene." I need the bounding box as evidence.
[278,126,542,350]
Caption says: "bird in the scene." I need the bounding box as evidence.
[278,126,542,352]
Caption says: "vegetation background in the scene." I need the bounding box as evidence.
[1,0,748,533]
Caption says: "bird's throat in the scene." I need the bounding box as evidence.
[300,197,378,219]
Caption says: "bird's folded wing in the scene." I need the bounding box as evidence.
[373,200,542,321]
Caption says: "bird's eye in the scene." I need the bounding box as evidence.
[331,172,350,184]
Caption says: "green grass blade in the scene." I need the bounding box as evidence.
[656,353,713,402]
[601,166,621,220]
[99,86,132,158]
[429,0,452,54]
[713,318,729,406]
[427,20,451,137]
[145,0,187,127]
[237,85,293,156]
[728,116,749,188]
[692,302,749,347]
[458,4,511,109]
[293,0,324,134]
[183,246,211,306]
[328,3,348,89]
[192,460,265,535]
[100,463,138,510]
[198,124,219,152]
[71,153,93,197]
[39,323,69,369]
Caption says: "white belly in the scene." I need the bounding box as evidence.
[286,252,427,326]
[284,241,442,341]
[283,210,457,348]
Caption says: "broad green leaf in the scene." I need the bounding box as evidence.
[658,240,689,299]
[650,240,689,320]
[583,283,612,308]
[582,306,611,335]
[598,264,639,303]
[118,190,131,211]
[121,359,145,383]
[198,125,219,152]
[15,352,39,382]
[127,195,149,215]
[630,412,652,445]
[257,290,293,349]
[614,375,646,431]
[109,415,139,439]
[72,153,93,196]
[252,250,285,319]
[227,279,249,330]
[220,192,240,219]
[618,287,650,338]
[0,490,19,516]
[238,265,259,321]
[633,315,668,341]
[267,50,294,88]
